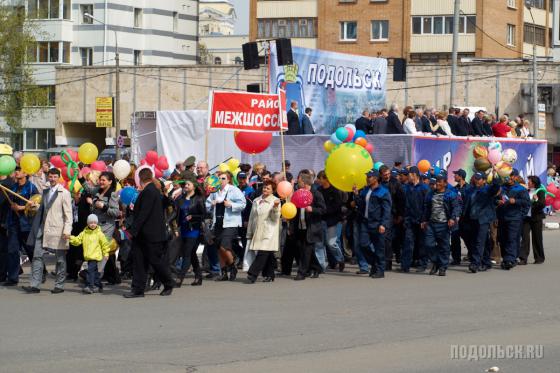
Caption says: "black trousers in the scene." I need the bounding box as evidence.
[281,234,299,275]
[384,224,394,268]
[296,230,321,276]
[168,236,202,279]
[66,244,84,279]
[131,240,174,294]
[392,222,404,262]
[520,219,545,263]
[102,254,121,284]
[248,251,276,279]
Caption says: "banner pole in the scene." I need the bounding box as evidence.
[280,130,286,180]
[204,130,209,162]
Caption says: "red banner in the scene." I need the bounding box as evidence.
[208,90,287,132]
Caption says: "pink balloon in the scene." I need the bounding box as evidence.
[546,183,558,196]
[487,149,502,164]
[50,155,64,168]
[91,160,106,172]
[154,168,163,179]
[545,195,554,206]
[365,143,374,154]
[67,149,79,162]
[135,165,154,187]
[553,199,560,211]
[344,129,355,143]
[145,151,158,166]
[80,167,91,178]
[277,181,293,199]
[140,159,147,166]
[156,155,169,171]
[291,189,313,209]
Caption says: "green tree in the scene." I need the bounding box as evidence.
[0,1,41,140]
[198,42,214,65]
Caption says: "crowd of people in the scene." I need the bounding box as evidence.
[0,151,555,298]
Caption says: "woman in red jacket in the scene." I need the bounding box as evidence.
[492,116,511,138]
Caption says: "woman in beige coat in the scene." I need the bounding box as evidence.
[246,180,281,283]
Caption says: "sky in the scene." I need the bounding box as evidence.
[230,0,249,35]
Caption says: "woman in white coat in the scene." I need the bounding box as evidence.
[246,180,281,283]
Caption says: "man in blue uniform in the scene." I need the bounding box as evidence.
[496,169,530,270]
[422,174,460,276]
[462,172,501,273]
[353,169,392,278]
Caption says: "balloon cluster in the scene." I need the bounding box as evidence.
[543,183,560,210]
[217,158,241,186]
[140,150,169,179]
[473,142,516,180]
[323,125,374,155]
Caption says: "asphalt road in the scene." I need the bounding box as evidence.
[1,230,559,373]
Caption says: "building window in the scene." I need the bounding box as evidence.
[371,20,389,40]
[26,85,55,107]
[257,18,318,39]
[507,24,516,46]
[63,0,70,19]
[234,56,242,65]
[80,47,93,66]
[214,57,222,65]
[526,0,545,9]
[173,11,178,32]
[507,0,517,9]
[524,23,546,46]
[62,41,70,63]
[133,50,142,65]
[30,42,69,63]
[340,21,357,41]
[28,0,64,19]
[24,129,55,151]
[49,41,59,62]
[412,15,476,35]
[134,8,143,28]
[80,4,93,24]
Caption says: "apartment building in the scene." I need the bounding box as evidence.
[2,0,198,151]
[249,0,553,61]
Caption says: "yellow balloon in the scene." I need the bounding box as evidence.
[218,163,229,173]
[78,142,98,164]
[227,158,240,172]
[20,154,41,175]
[109,238,118,254]
[116,182,122,192]
[29,194,42,205]
[324,140,335,153]
[281,202,297,220]
[68,179,82,193]
[325,143,373,192]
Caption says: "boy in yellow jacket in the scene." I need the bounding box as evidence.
[70,214,110,294]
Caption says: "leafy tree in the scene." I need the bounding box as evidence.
[198,42,214,65]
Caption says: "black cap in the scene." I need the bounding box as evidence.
[366,169,380,178]
[408,166,420,176]
[435,174,446,181]
[399,168,409,176]
[237,172,247,179]
[453,169,467,179]
[473,172,484,180]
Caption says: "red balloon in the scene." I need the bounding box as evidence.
[50,155,64,168]
[546,183,559,196]
[344,129,355,142]
[365,143,374,154]
[545,195,554,206]
[154,167,163,179]
[553,199,560,211]
[234,131,273,154]
[140,159,147,166]
[156,155,169,171]
[291,189,314,209]
[145,151,158,166]
[61,166,68,181]
[67,149,79,162]
[91,160,106,172]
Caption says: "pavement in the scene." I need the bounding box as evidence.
[1,230,560,373]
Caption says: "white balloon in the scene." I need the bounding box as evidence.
[113,159,131,180]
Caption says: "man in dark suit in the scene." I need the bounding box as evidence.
[301,107,315,134]
[471,110,486,136]
[355,110,372,134]
[286,100,301,135]
[290,173,326,280]
[458,108,474,136]
[372,109,388,134]
[387,104,405,134]
[124,168,175,298]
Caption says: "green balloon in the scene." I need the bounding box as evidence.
[0,155,16,176]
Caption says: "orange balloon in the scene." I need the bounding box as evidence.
[417,159,431,174]
[354,137,367,147]
[277,181,293,199]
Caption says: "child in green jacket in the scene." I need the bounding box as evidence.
[70,214,110,294]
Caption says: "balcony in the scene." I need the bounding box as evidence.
[257,0,317,18]
[410,34,476,53]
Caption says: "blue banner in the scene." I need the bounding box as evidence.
[413,137,549,183]
[269,43,387,134]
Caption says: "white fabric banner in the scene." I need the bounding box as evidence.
[156,110,241,170]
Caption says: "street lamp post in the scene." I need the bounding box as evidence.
[525,2,539,137]
[85,13,121,159]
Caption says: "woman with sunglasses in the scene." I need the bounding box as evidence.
[206,171,246,281]
[246,180,281,283]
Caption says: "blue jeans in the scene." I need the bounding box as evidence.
[470,221,491,268]
[322,222,344,264]
[314,243,327,270]
[498,219,521,264]
[358,221,385,275]
[204,243,221,274]
[352,221,369,271]
[86,260,102,289]
[402,221,425,270]
[425,222,451,270]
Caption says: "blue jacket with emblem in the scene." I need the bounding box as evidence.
[356,184,392,230]
[496,183,530,222]
[462,179,501,225]
[422,186,461,229]
[404,182,430,224]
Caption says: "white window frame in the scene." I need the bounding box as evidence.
[507,0,517,9]
[507,24,516,46]
[134,8,143,28]
[80,47,93,66]
[371,20,389,41]
[173,12,178,32]
[80,4,93,24]
[133,50,142,66]
[340,21,357,41]
[412,15,476,35]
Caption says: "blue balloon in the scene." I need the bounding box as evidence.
[330,132,342,145]
[120,186,138,206]
[353,130,366,141]
[433,166,441,176]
